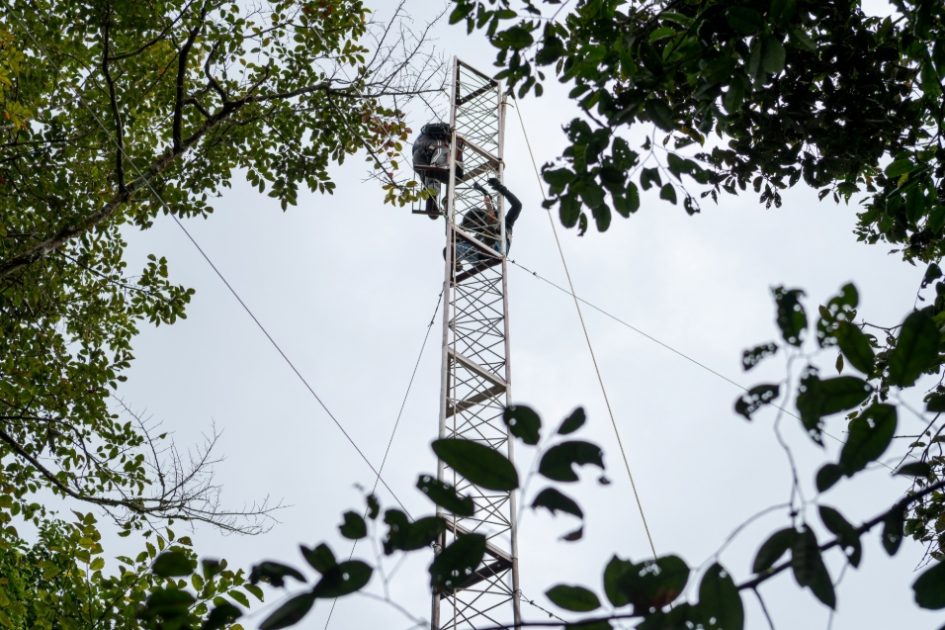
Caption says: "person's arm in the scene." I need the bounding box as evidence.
[488,178,522,229]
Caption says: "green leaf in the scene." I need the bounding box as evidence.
[881,507,905,556]
[698,563,744,630]
[300,544,335,573]
[888,310,940,387]
[645,99,675,131]
[432,438,519,491]
[913,561,945,609]
[259,593,316,630]
[835,322,875,374]
[885,158,914,178]
[761,36,786,74]
[815,464,842,493]
[791,527,835,608]
[546,584,601,612]
[152,549,194,577]
[818,505,862,567]
[734,384,780,421]
[772,287,807,346]
[741,342,778,371]
[250,561,307,588]
[532,487,583,519]
[383,511,445,554]
[339,511,367,540]
[725,7,763,35]
[201,603,242,630]
[416,475,475,517]
[557,407,586,435]
[429,534,487,591]
[659,183,678,204]
[539,440,605,482]
[503,405,541,445]
[614,555,690,611]
[796,374,872,445]
[838,404,897,475]
[640,167,662,191]
[312,560,372,598]
[753,528,796,573]
[603,556,634,607]
[895,461,932,477]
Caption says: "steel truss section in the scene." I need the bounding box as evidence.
[432,58,521,630]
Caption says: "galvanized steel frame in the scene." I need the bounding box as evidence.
[432,58,521,630]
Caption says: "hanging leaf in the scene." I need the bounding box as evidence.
[532,487,584,540]
[796,374,872,445]
[835,322,875,375]
[416,475,475,517]
[815,464,842,493]
[761,35,787,74]
[557,407,587,435]
[312,560,372,598]
[881,507,905,556]
[603,556,634,607]
[201,602,242,630]
[539,440,605,482]
[913,561,945,609]
[503,405,541,445]
[698,563,744,629]
[888,310,940,387]
[546,584,602,612]
[383,511,445,554]
[838,404,897,476]
[250,561,307,588]
[734,384,780,421]
[259,592,316,630]
[152,549,194,577]
[432,438,519,491]
[300,544,335,573]
[752,528,796,574]
[604,555,690,612]
[741,342,778,371]
[895,462,933,477]
[818,506,862,567]
[791,527,836,608]
[338,511,367,540]
[772,287,807,346]
[429,534,487,591]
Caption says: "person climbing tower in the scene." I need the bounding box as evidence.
[411,121,464,219]
[455,177,522,268]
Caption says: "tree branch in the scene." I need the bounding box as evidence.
[101,3,126,193]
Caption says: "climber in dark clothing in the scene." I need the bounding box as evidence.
[456,177,523,266]
[412,122,464,219]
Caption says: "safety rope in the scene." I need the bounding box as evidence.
[511,95,659,559]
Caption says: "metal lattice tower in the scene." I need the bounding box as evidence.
[431,59,522,629]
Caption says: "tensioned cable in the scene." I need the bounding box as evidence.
[323,290,443,629]
[510,95,659,558]
[15,22,412,514]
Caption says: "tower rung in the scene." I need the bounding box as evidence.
[447,383,506,418]
[448,348,507,388]
[457,135,500,167]
[456,81,498,106]
[441,558,513,595]
[454,259,501,284]
[454,227,500,257]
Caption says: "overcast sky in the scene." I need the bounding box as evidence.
[110,2,944,628]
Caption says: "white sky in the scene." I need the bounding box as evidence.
[110,2,942,628]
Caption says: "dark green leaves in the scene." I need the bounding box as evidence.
[791,527,835,609]
[815,464,843,493]
[339,511,367,540]
[741,342,778,371]
[819,506,862,567]
[645,99,675,131]
[602,555,689,612]
[250,561,307,588]
[539,440,604,482]
[429,534,487,591]
[796,374,872,445]
[913,561,945,609]
[432,438,518,491]
[835,322,875,374]
[152,549,194,577]
[312,560,372,598]
[545,584,601,612]
[383,511,445,554]
[503,404,541,445]
[201,603,242,630]
[532,487,584,541]
[888,310,941,387]
[698,563,743,629]
[557,407,586,435]
[734,384,780,421]
[416,475,475,517]
[259,593,316,630]
[772,287,807,346]
[753,528,796,574]
[301,544,335,573]
[895,462,932,477]
[838,404,897,475]
[881,507,905,556]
